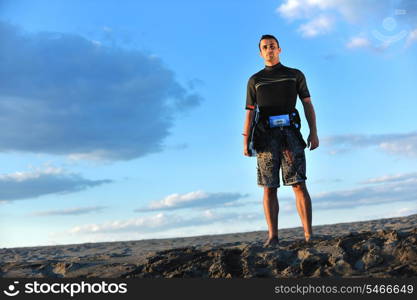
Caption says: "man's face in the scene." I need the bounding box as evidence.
[259,39,281,63]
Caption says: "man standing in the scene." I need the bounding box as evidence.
[243,34,319,247]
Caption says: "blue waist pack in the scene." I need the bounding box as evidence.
[268,114,291,128]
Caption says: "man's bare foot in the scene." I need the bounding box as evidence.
[263,236,279,248]
[304,233,312,242]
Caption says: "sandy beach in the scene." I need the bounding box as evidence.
[1,214,416,278]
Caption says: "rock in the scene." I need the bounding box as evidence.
[398,245,417,264]
[361,248,384,269]
[332,259,354,275]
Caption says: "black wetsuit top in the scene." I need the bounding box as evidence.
[245,62,310,116]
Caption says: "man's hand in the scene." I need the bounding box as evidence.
[243,140,250,156]
[243,110,253,157]
[301,97,319,151]
[307,132,319,150]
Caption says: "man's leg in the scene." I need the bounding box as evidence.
[263,186,279,245]
[292,181,313,241]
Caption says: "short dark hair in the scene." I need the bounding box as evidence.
[258,34,280,50]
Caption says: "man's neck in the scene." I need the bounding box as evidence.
[264,59,280,67]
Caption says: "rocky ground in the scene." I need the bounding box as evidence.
[1,214,416,278]
[123,228,417,278]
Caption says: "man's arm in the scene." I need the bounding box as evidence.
[243,109,253,156]
[244,76,256,156]
[301,97,319,150]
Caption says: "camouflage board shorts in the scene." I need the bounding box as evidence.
[255,126,307,188]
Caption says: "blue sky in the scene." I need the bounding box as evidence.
[1,0,416,248]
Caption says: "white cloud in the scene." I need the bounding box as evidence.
[360,172,417,184]
[346,36,371,48]
[150,191,207,209]
[91,40,101,47]
[312,178,343,184]
[29,206,107,216]
[298,15,334,37]
[276,0,414,49]
[58,172,417,242]
[345,35,391,51]
[364,206,417,220]
[69,213,170,234]
[386,207,417,217]
[405,28,417,47]
[67,150,115,162]
[102,26,112,33]
[0,165,63,182]
[203,209,214,218]
[322,131,417,158]
[277,0,334,20]
[135,190,250,212]
[277,0,389,23]
[67,210,261,235]
[0,164,111,201]
[311,174,417,210]
[378,138,417,158]
[70,172,417,234]
[277,0,304,19]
